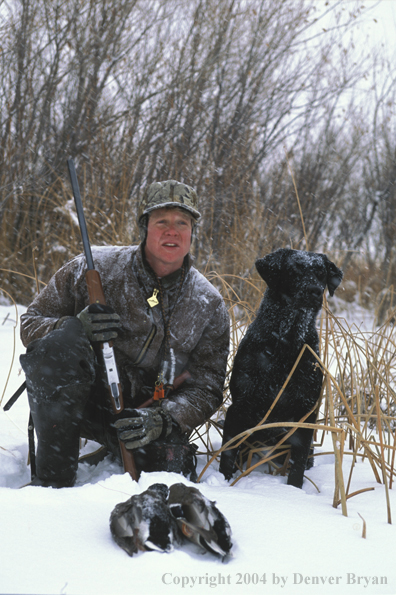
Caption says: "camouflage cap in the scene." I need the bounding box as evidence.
[137,180,201,222]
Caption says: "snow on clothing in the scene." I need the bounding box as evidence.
[20,245,230,435]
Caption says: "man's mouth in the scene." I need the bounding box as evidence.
[163,243,179,247]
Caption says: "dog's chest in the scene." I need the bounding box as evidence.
[254,302,320,358]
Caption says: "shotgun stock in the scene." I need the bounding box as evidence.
[67,158,138,481]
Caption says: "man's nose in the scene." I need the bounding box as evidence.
[165,223,178,234]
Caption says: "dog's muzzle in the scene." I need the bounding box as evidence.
[305,284,324,307]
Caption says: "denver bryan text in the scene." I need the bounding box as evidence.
[291,573,387,587]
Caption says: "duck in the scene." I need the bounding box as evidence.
[110,483,182,556]
[168,483,232,559]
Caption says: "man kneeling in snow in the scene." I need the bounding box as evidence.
[20,181,229,487]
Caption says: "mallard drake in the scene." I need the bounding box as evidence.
[168,483,232,559]
[110,483,182,556]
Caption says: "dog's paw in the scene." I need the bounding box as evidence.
[219,458,235,482]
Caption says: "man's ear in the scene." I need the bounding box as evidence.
[255,248,294,290]
[323,256,343,297]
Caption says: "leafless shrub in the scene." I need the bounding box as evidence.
[0,0,381,304]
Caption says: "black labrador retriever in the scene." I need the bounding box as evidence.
[219,248,343,488]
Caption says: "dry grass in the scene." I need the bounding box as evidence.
[1,166,395,519]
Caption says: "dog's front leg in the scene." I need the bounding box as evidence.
[219,404,241,480]
[286,423,314,489]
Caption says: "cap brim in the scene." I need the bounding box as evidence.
[143,202,201,220]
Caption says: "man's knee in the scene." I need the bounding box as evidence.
[20,317,96,401]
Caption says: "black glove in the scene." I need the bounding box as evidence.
[114,408,173,449]
[77,303,121,342]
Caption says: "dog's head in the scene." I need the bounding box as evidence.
[255,248,343,308]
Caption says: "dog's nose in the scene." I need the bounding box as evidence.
[307,285,323,300]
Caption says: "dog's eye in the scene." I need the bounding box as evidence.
[293,262,305,274]
[315,268,326,282]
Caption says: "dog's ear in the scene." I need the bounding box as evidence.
[255,249,292,290]
[323,256,343,297]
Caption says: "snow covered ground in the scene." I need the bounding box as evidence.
[1,302,395,595]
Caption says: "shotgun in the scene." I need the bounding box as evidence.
[67,158,138,481]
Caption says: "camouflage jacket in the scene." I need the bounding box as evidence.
[20,245,230,434]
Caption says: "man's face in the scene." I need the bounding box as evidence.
[144,208,193,276]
